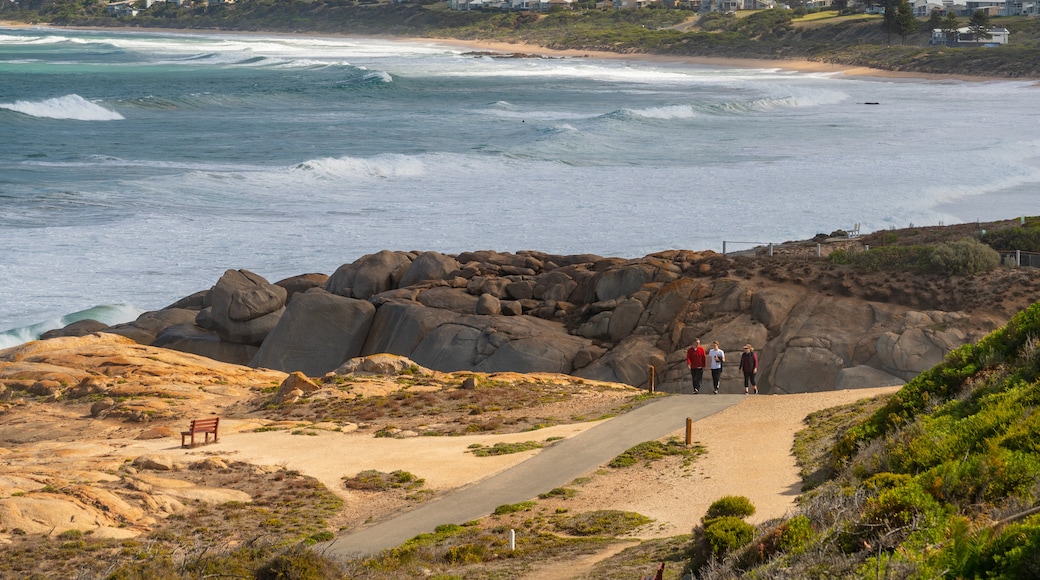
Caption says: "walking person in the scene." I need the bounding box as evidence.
[707,341,725,394]
[686,339,706,394]
[739,344,759,395]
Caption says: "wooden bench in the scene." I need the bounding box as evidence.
[181,417,219,448]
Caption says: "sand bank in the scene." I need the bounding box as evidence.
[423,36,1004,82]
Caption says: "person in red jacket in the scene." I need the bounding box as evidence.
[739,344,759,394]
[685,338,706,394]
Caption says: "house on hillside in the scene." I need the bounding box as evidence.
[929,25,1010,45]
[105,1,137,16]
[1003,0,1039,15]
[965,0,1004,13]
[913,0,945,15]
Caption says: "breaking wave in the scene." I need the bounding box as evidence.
[0,94,123,120]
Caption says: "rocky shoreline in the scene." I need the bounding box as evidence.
[38,220,1040,394]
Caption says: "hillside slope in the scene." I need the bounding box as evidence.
[692,300,1040,578]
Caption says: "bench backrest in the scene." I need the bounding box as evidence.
[190,417,219,431]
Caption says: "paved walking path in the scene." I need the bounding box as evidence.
[322,393,742,559]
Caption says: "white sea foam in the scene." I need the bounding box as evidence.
[0,303,144,349]
[362,70,393,83]
[0,94,123,120]
[293,154,431,180]
[626,104,699,120]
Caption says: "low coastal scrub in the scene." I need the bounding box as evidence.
[608,437,705,468]
[342,469,425,492]
[0,465,344,579]
[830,237,1001,275]
[686,300,1040,578]
[467,440,544,456]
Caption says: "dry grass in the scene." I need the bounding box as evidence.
[0,463,343,579]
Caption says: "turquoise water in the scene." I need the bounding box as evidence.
[2,25,1039,345]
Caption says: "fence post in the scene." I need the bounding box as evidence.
[816,243,821,258]
[648,365,655,393]
[722,241,727,255]
[1017,250,1022,267]
[686,417,693,446]
[768,243,773,257]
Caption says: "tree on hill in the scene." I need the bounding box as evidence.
[883,0,897,43]
[926,8,942,33]
[894,0,918,44]
[941,11,960,46]
[967,9,992,42]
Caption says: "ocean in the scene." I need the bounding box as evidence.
[1,25,1038,347]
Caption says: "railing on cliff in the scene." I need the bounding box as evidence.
[997,250,1040,268]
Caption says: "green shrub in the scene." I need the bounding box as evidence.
[982,219,1040,252]
[863,472,913,493]
[467,440,543,456]
[554,510,652,536]
[608,438,704,468]
[342,469,424,491]
[703,516,756,558]
[843,245,935,272]
[703,495,756,525]
[538,487,577,499]
[255,546,344,580]
[56,529,84,540]
[861,482,942,533]
[930,237,1002,276]
[493,501,536,515]
[778,515,814,553]
[443,543,487,564]
[961,516,1040,578]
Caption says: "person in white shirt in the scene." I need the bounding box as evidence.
[707,341,725,394]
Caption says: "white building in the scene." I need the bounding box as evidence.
[929,25,1010,45]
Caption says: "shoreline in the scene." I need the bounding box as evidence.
[2,20,1009,83]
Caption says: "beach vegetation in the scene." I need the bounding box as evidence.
[467,440,544,456]
[342,469,426,491]
[608,437,705,468]
[687,299,1040,578]
[553,509,652,536]
[829,237,1001,275]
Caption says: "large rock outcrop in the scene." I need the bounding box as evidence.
[198,269,286,345]
[37,243,1040,393]
[250,289,376,376]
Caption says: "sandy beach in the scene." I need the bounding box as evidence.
[413,35,1010,82]
[1,19,1005,82]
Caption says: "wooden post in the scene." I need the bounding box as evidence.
[685,417,692,446]
[509,529,515,551]
[648,365,655,393]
